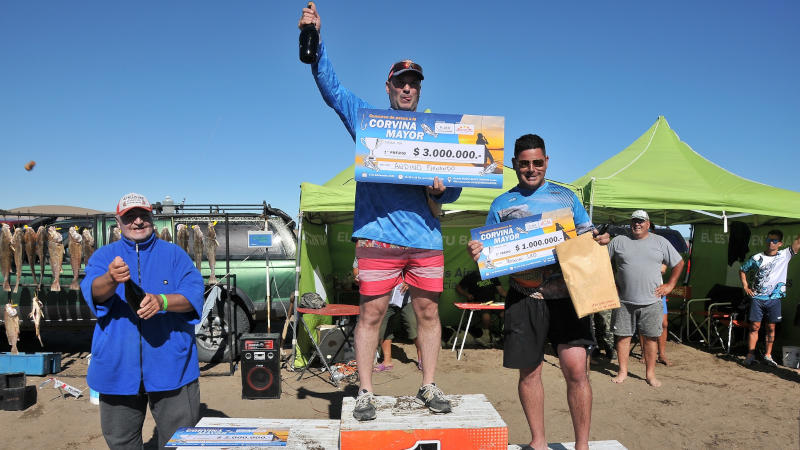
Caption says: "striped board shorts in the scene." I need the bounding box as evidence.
[355,239,444,296]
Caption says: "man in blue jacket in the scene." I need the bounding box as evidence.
[81,192,204,449]
[299,4,461,421]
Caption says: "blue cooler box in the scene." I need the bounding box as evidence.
[0,353,61,376]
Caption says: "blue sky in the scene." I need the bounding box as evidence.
[2,1,798,219]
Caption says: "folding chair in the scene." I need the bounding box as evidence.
[295,304,360,387]
[705,302,733,350]
[666,285,691,342]
[684,297,713,343]
[686,284,746,345]
[708,296,750,353]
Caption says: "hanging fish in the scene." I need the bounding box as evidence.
[205,222,220,284]
[159,226,172,242]
[82,228,95,264]
[4,302,20,354]
[68,226,83,290]
[48,226,65,292]
[23,226,39,284]
[29,295,44,347]
[109,226,121,243]
[0,224,12,292]
[36,226,46,287]
[176,224,189,254]
[192,225,204,271]
[11,227,23,293]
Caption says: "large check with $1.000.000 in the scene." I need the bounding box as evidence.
[471,208,578,279]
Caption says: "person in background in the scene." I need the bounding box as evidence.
[739,229,800,367]
[608,210,684,387]
[638,265,671,366]
[455,270,507,345]
[375,280,422,372]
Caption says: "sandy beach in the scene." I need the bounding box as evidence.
[2,329,799,449]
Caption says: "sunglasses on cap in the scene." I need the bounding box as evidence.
[516,159,545,169]
[387,60,423,80]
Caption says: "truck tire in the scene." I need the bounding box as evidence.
[196,300,251,363]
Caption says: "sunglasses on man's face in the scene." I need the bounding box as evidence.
[120,210,153,224]
[389,77,421,89]
[767,238,781,244]
[516,159,545,169]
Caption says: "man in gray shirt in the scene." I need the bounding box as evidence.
[607,210,684,387]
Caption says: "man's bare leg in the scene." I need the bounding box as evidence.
[746,321,762,361]
[410,287,441,386]
[518,365,547,450]
[612,336,631,383]
[354,294,390,393]
[642,336,661,387]
[380,339,393,366]
[658,314,671,366]
[558,344,592,450]
[765,323,777,358]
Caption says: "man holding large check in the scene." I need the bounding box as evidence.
[299,4,462,422]
[467,134,610,450]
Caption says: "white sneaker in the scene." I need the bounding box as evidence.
[763,356,779,368]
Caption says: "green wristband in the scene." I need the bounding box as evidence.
[160,294,168,311]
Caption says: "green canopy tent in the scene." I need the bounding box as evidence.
[572,116,800,350]
[291,164,578,367]
[572,116,800,227]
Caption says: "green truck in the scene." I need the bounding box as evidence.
[0,202,297,362]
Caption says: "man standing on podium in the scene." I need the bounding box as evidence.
[468,134,609,450]
[298,4,461,421]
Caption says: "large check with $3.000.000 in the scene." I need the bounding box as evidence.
[355,108,504,189]
[471,208,578,279]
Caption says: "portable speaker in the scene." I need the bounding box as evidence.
[240,333,281,399]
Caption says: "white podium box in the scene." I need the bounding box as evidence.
[174,417,340,449]
[340,393,507,449]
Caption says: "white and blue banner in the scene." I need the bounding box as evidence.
[355,108,504,189]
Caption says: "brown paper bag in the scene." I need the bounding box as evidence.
[555,232,620,318]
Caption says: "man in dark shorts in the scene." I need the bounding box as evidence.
[468,134,609,450]
[739,229,800,367]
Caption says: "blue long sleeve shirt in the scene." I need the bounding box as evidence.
[80,233,204,394]
[312,41,461,250]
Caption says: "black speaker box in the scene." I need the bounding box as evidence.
[0,372,26,389]
[0,386,37,411]
[240,333,281,399]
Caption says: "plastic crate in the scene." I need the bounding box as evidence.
[0,372,26,388]
[0,386,37,411]
[0,352,61,376]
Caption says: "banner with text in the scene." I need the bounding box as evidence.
[355,108,504,188]
[471,208,577,279]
